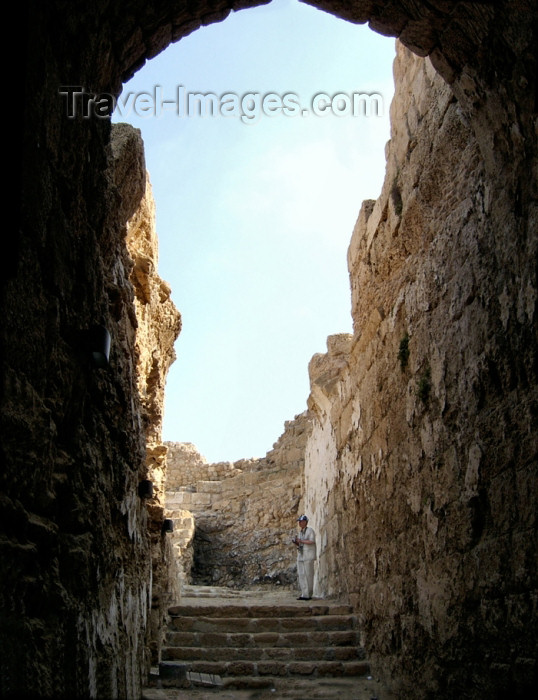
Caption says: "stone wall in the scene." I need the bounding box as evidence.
[123,131,183,664]
[165,442,247,487]
[164,412,311,591]
[0,115,180,696]
[2,110,153,698]
[304,42,538,698]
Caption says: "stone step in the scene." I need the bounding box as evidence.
[180,584,253,598]
[167,613,357,634]
[156,596,369,690]
[166,628,361,648]
[169,602,353,617]
[159,659,370,680]
[162,644,365,662]
[221,675,275,690]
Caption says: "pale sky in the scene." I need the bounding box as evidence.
[112,0,396,463]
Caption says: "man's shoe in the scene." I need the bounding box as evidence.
[297,596,311,600]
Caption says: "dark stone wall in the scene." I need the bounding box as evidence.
[4,1,537,698]
[4,34,151,697]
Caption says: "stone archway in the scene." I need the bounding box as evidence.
[6,1,538,699]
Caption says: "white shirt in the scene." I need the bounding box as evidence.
[297,526,316,561]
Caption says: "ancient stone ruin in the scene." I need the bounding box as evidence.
[4,1,537,699]
[164,411,310,591]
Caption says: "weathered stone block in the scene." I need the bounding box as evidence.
[257,660,288,675]
[191,492,212,506]
[286,661,316,675]
[225,660,256,676]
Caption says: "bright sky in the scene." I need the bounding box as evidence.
[112,0,396,463]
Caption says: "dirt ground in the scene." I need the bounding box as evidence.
[142,676,395,700]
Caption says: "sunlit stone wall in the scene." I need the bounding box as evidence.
[304,42,538,698]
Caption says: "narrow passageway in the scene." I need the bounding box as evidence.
[143,585,396,700]
[10,2,537,699]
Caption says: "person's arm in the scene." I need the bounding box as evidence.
[298,528,315,545]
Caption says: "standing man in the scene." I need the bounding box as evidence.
[293,515,316,600]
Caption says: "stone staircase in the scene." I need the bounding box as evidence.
[152,592,370,692]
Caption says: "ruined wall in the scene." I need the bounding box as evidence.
[164,412,311,590]
[1,106,152,699]
[123,134,183,663]
[304,42,537,698]
[165,442,250,487]
[0,111,180,700]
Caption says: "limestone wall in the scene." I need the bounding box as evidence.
[304,42,538,698]
[165,442,246,487]
[123,134,183,664]
[164,412,311,591]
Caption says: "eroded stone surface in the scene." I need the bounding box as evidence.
[304,43,538,698]
[164,413,312,590]
[119,131,183,663]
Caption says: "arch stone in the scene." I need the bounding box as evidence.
[102,1,507,97]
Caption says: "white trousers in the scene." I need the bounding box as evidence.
[297,559,315,598]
